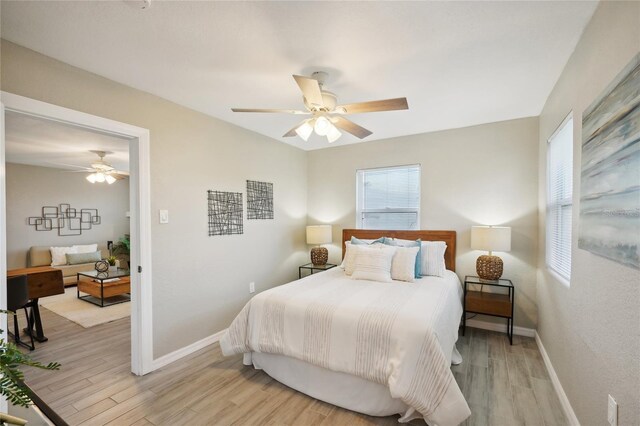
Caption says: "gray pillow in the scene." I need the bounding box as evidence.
[65,251,102,265]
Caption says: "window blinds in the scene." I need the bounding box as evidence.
[546,116,573,281]
[356,165,420,230]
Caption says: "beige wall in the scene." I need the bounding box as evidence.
[1,40,309,358]
[537,2,640,425]
[307,117,540,329]
[5,162,130,268]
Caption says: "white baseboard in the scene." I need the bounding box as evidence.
[465,318,535,337]
[535,332,580,426]
[152,328,228,371]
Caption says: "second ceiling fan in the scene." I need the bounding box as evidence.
[232,71,409,144]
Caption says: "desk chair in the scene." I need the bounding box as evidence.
[7,275,35,351]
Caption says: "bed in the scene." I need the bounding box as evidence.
[220,230,471,425]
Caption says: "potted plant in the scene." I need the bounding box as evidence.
[112,235,130,270]
[106,256,118,272]
[1,310,60,422]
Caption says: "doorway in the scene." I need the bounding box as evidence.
[0,92,153,376]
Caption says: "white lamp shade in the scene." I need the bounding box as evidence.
[471,226,511,252]
[314,116,331,136]
[306,225,332,245]
[326,124,342,143]
[295,120,313,141]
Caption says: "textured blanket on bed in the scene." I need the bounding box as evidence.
[220,268,467,422]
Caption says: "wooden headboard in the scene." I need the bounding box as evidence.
[342,229,457,272]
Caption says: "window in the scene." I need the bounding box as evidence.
[546,115,573,282]
[356,165,420,230]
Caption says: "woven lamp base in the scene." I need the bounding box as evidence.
[476,255,504,280]
[310,247,328,266]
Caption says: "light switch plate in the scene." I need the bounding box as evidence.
[608,394,617,426]
[159,210,169,224]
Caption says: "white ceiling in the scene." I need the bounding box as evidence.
[5,111,130,171]
[1,1,598,150]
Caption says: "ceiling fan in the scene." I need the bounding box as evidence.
[63,150,129,184]
[231,72,409,144]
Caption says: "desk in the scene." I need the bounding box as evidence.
[7,266,64,342]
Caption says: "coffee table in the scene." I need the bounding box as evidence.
[77,269,131,307]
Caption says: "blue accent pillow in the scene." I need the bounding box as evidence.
[383,237,422,278]
[350,236,386,245]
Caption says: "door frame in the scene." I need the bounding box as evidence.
[0,92,153,376]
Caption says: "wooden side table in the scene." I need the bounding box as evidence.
[299,263,337,279]
[463,275,514,344]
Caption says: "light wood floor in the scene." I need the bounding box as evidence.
[11,308,567,426]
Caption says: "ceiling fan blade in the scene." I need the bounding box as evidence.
[336,97,408,114]
[47,161,92,170]
[231,108,309,114]
[111,173,129,180]
[331,116,373,139]
[293,75,324,108]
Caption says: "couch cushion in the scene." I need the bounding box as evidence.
[29,246,53,267]
[56,263,102,277]
[28,244,109,267]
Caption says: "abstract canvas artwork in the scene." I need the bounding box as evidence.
[246,180,274,220]
[579,53,640,269]
[208,190,243,236]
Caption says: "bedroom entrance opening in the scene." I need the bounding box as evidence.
[0,92,153,378]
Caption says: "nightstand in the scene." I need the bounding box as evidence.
[299,263,337,279]
[463,275,514,344]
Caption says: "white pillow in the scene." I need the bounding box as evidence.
[391,246,420,283]
[341,241,355,274]
[421,241,447,277]
[73,244,98,254]
[351,245,396,283]
[50,246,77,266]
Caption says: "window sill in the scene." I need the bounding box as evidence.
[546,266,570,288]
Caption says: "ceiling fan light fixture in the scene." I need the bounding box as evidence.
[314,116,331,136]
[94,172,106,183]
[105,174,117,184]
[86,173,98,183]
[295,120,314,141]
[326,125,342,143]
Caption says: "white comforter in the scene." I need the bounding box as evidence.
[220,268,470,425]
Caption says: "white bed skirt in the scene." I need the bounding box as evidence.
[246,349,468,425]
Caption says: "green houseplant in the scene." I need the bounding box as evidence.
[1,310,60,408]
[112,235,130,270]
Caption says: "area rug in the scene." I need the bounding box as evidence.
[39,287,130,328]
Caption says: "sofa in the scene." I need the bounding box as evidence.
[28,245,109,286]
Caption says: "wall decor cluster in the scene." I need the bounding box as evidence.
[207,190,244,236]
[28,203,101,236]
[579,52,639,270]
[246,180,274,220]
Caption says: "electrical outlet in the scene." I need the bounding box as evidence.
[608,394,617,426]
[249,282,255,294]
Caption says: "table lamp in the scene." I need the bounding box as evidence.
[471,225,511,280]
[306,225,332,266]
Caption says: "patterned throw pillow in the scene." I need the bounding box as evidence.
[390,246,420,283]
[341,236,387,274]
[351,245,397,283]
[421,241,447,277]
[384,238,422,278]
